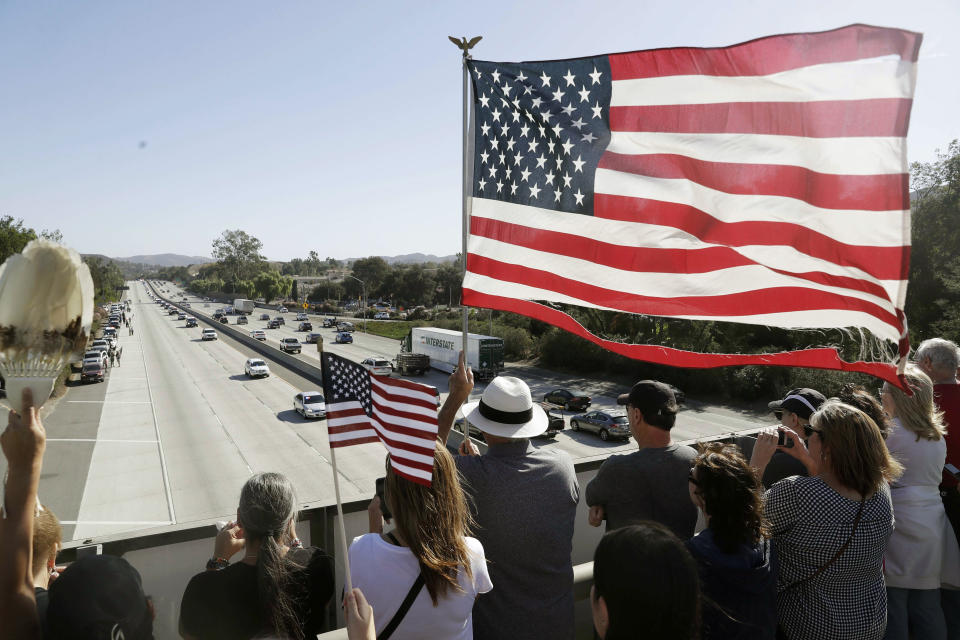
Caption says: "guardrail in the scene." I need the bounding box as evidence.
[149,284,327,387]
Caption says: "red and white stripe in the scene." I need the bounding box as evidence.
[327,374,438,485]
[464,25,920,361]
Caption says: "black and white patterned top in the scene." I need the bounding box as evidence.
[765,476,893,640]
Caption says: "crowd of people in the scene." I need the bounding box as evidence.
[1,337,959,640]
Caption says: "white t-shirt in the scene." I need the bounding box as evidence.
[349,533,493,640]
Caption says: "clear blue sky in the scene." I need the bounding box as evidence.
[1,0,957,262]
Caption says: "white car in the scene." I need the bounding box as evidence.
[244,358,270,378]
[278,306,288,314]
[296,313,308,322]
[361,357,393,376]
[250,329,266,341]
[201,328,217,341]
[374,312,390,320]
[83,350,108,366]
[294,391,326,419]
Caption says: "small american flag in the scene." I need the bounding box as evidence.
[321,352,439,485]
[463,25,920,383]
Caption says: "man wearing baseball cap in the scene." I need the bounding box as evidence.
[585,380,697,539]
[437,353,579,640]
[744,388,826,488]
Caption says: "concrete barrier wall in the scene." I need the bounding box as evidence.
[150,285,326,386]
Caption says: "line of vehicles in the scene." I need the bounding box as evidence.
[145,284,328,420]
[78,301,131,383]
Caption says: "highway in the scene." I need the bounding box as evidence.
[0,280,771,543]
[164,282,772,459]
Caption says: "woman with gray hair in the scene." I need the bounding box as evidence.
[179,472,334,640]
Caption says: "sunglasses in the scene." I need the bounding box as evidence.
[803,425,820,438]
[774,410,783,421]
[687,469,699,486]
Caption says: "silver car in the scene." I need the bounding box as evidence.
[294,391,326,419]
[570,410,631,441]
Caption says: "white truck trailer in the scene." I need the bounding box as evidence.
[232,299,255,315]
[402,327,504,380]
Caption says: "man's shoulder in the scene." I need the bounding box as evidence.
[669,443,698,460]
[528,445,576,469]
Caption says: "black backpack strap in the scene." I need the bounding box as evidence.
[377,573,425,640]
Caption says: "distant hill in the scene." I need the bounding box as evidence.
[112,254,213,267]
[343,253,458,265]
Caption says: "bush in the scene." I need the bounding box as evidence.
[777,368,878,399]
[499,326,534,360]
[312,302,340,314]
[407,307,431,321]
[722,365,783,399]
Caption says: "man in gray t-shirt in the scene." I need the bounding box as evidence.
[585,380,697,538]
[438,356,579,640]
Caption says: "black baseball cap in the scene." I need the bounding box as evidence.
[768,388,826,421]
[617,380,678,415]
[47,555,153,640]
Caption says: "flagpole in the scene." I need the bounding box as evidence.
[457,40,472,359]
[451,35,481,440]
[329,445,353,594]
[319,341,353,594]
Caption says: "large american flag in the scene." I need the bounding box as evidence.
[321,352,439,485]
[463,25,920,384]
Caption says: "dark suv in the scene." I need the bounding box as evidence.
[543,388,592,411]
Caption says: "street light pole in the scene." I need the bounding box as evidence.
[344,274,366,333]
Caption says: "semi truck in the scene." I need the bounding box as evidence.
[400,327,504,380]
[232,299,255,315]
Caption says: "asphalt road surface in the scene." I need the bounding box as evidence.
[0,280,770,542]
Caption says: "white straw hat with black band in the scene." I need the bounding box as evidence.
[461,376,548,439]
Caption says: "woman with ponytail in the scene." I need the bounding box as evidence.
[349,443,492,639]
[179,472,334,640]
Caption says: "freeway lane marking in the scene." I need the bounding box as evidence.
[67,400,153,404]
[47,438,159,444]
[139,291,177,525]
[59,520,174,526]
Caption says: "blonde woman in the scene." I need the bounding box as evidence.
[351,444,492,640]
[755,401,902,640]
[881,365,960,640]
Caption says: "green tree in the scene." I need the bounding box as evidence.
[291,279,299,301]
[0,216,39,264]
[351,257,390,295]
[188,279,210,295]
[906,139,960,340]
[83,256,125,304]
[254,271,292,304]
[308,280,344,302]
[212,230,266,285]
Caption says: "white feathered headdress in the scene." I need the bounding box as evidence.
[0,240,94,413]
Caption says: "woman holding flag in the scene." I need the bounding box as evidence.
[349,444,492,639]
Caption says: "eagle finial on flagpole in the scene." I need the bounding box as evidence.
[448,35,482,58]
